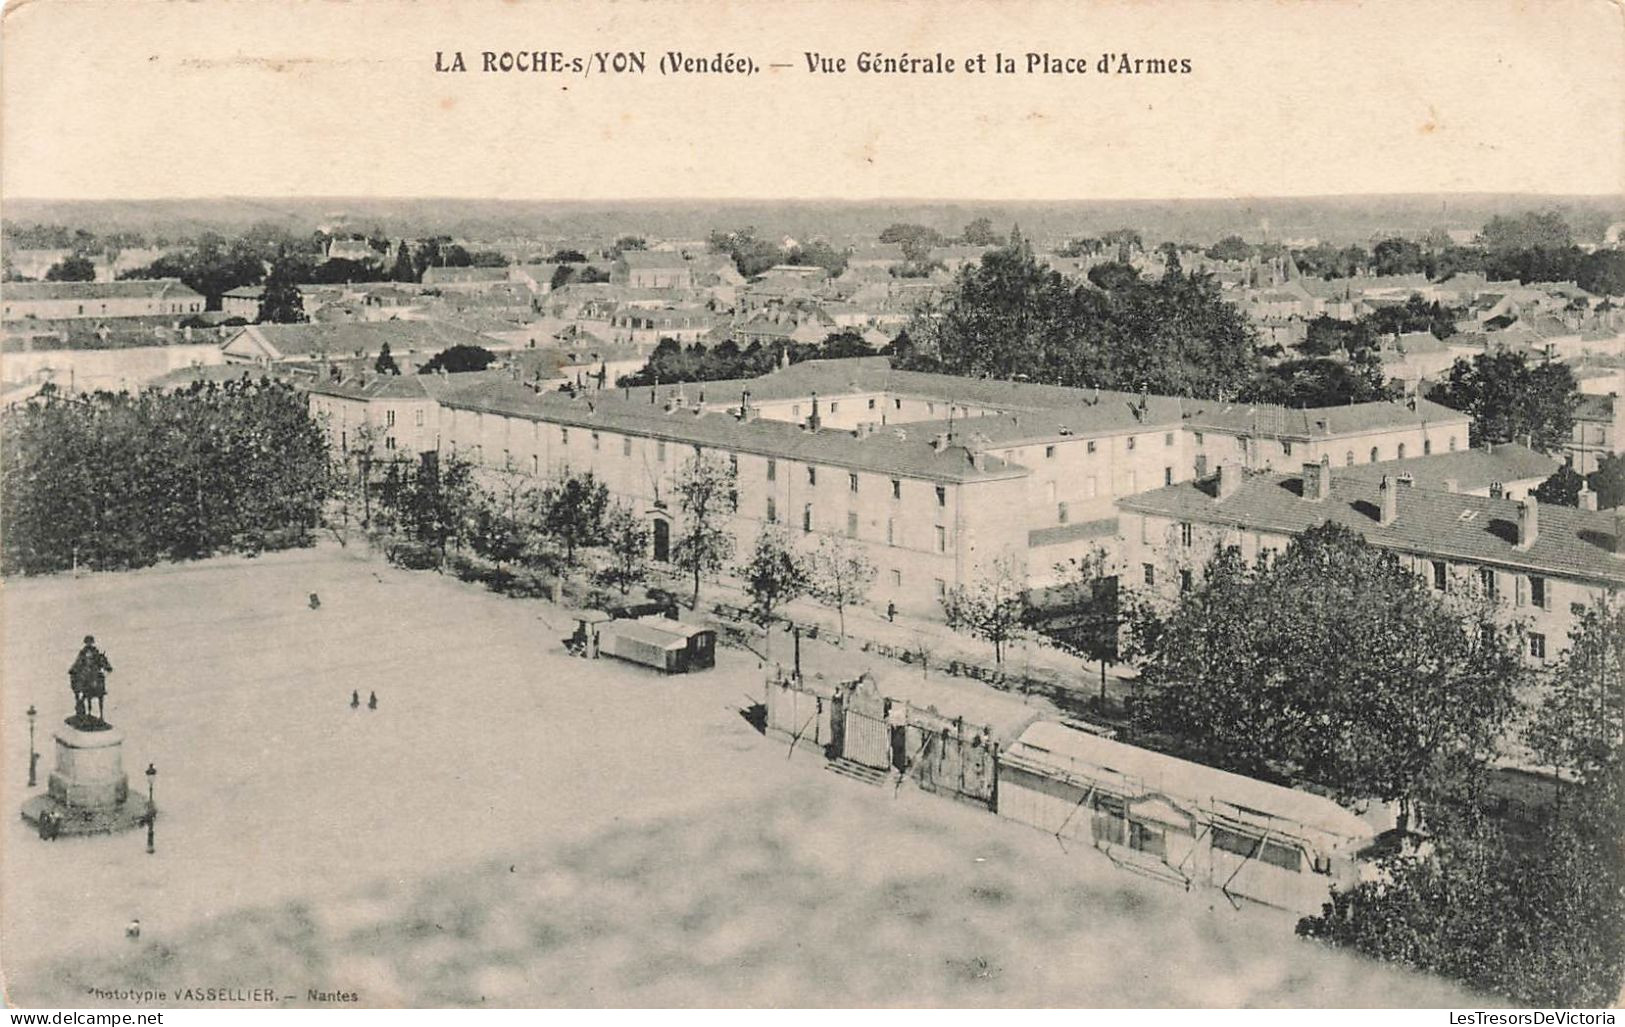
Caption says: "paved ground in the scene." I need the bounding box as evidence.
[1,545,1482,1007]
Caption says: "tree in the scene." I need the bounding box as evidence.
[1479,210,1574,252]
[1527,597,1625,784]
[738,526,808,657]
[1242,356,1394,407]
[959,217,1000,247]
[468,482,528,576]
[806,534,876,642]
[1532,464,1586,506]
[375,451,478,570]
[257,259,307,324]
[389,241,418,283]
[1587,452,1625,509]
[374,342,400,376]
[706,227,785,278]
[1427,351,1576,452]
[418,344,496,375]
[1371,237,1426,277]
[941,555,1028,665]
[537,471,611,569]
[671,451,736,608]
[44,255,98,282]
[598,503,649,594]
[878,222,946,264]
[611,235,647,257]
[1204,235,1254,262]
[1578,249,1625,296]
[1133,523,1524,821]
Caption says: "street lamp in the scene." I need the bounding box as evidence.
[144,763,156,855]
[26,705,38,788]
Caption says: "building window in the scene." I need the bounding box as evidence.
[1530,633,1547,660]
[1087,440,1098,454]
[934,578,947,598]
[1397,443,1407,459]
[1530,576,1547,610]
[868,398,876,410]
[1480,568,1497,600]
[414,409,425,427]
[729,453,738,476]
[531,454,539,475]
[935,526,947,553]
[886,519,895,545]
[1370,447,1379,463]
[766,498,777,523]
[830,401,839,413]
[1127,436,1137,451]
[1423,439,1432,455]
[1179,569,1193,593]
[1282,441,1292,457]
[1345,450,1355,466]
[623,437,632,456]
[849,472,859,494]
[894,398,903,410]
[657,441,667,462]
[1432,560,1447,591]
[803,503,813,533]
[591,432,601,451]
[1194,431,1205,446]
[386,409,396,427]
[927,402,935,415]
[503,449,512,470]
[846,511,858,538]
[1126,470,1136,491]
[891,569,902,587]
[1449,436,1458,452]
[891,478,901,499]
[560,427,570,446]
[1057,502,1069,524]
[1180,522,1193,547]
[1045,445,1055,459]
[935,485,946,507]
[385,436,396,451]
[1164,466,1174,486]
[767,458,777,481]
[792,405,801,417]
[808,466,818,486]
[1164,432,1174,447]
[1143,563,1156,587]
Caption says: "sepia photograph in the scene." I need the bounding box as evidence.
[1,0,1622,1013]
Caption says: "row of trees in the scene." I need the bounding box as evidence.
[1115,520,1622,1004]
[1,379,329,575]
[618,332,875,388]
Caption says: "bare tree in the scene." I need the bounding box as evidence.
[806,534,875,643]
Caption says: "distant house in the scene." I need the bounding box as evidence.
[221,286,264,321]
[220,320,503,371]
[616,252,695,290]
[1568,393,1623,476]
[2,279,206,322]
[421,266,532,292]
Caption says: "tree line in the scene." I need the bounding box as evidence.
[1,378,329,575]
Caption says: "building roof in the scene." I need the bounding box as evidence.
[619,251,693,270]
[223,320,501,360]
[1006,721,1372,843]
[1029,517,1119,548]
[4,278,205,302]
[1119,469,1625,585]
[433,379,1028,484]
[1185,397,1466,440]
[421,266,514,285]
[1336,443,1559,492]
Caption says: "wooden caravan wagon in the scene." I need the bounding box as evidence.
[597,617,717,674]
[997,721,1374,915]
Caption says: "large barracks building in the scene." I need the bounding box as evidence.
[307,356,1474,619]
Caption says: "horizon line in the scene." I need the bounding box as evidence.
[5,191,1624,206]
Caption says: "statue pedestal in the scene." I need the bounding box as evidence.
[20,721,148,838]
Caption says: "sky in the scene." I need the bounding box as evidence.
[1,0,1622,202]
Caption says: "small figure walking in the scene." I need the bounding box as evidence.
[308,592,322,610]
[367,691,378,710]
[350,690,360,710]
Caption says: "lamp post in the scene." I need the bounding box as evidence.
[144,763,156,855]
[26,705,38,788]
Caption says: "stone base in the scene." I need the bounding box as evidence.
[47,722,129,809]
[20,793,151,838]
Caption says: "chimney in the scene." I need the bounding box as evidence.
[1515,432,1533,450]
[1442,478,1459,494]
[1517,497,1540,548]
[807,391,822,431]
[968,446,985,471]
[1488,481,1504,500]
[931,432,950,453]
[1378,475,1398,525]
[1302,454,1331,501]
[1216,461,1241,500]
[1579,486,1598,511]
